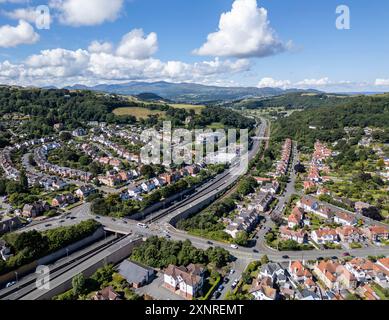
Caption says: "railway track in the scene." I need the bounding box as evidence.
[0,234,129,300]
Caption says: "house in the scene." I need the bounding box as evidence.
[76,185,96,199]
[311,228,338,244]
[163,264,205,300]
[355,201,371,213]
[362,225,389,242]
[128,186,142,198]
[224,208,259,239]
[22,201,50,218]
[279,226,308,244]
[314,260,357,290]
[249,277,277,300]
[336,226,363,243]
[345,258,377,282]
[141,181,156,193]
[72,128,87,137]
[287,207,306,229]
[250,192,274,212]
[377,257,389,273]
[260,263,288,285]
[304,181,316,191]
[51,194,76,207]
[356,284,381,300]
[92,286,122,300]
[334,211,357,226]
[118,260,155,289]
[288,261,313,285]
[260,181,280,195]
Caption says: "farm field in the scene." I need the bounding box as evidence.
[113,107,166,119]
[169,103,205,114]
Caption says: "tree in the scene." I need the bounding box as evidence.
[72,273,86,296]
[362,206,384,221]
[234,231,249,246]
[140,165,155,179]
[260,255,269,265]
[59,131,72,141]
[294,163,306,173]
[20,170,29,192]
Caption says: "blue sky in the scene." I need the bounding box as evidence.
[0,0,388,91]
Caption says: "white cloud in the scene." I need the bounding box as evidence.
[0,28,251,87]
[193,0,288,58]
[116,29,158,59]
[88,41,113,54]
[257,77,291,89]
[375,79,389,86]
[2,7,38,23]
[0,20,40,48]
[50,0,124,26]
[295,77,331,87]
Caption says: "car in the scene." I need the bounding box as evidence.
[95,216,101,219]
[332,256,338,260]
[137,223,148,229]
[44,224,52,227]
[230,244,239,250]
[342,252,350,257]
[282,255,289,259]
[317,257,324,261]
[229,269,235,275]
[112,218,116,222]
[6,281,16,288]
[223,278,230,284]
[207,241,213,245]
[231,280,238,289]
[217,285,224,292]
[122,220,128,224]
[70,217,77,220]
[253,249,259,253]
[213,291,221,299]
[59,220,65,223]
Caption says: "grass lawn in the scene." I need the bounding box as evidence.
[113,107,166,119]
[371,283,389,300]
[169,104,205,114]
[207,122,225,130]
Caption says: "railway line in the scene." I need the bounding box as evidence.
[0,233,128,300]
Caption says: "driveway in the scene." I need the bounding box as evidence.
[135,273,185,301]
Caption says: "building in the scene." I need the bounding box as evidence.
[336,226,363,243]
[249,192,274,212]
[163,264,205,300]
[362,225,389,242]
[118,260,155,289]
[76,185,96,199]
[249,277,277,300]
[22,201,50,218]
[314,261,357,290]
[279,226,308,244]
[92,286,122,300]
[311,228,338,244]
[287,207,306,229]
[260,263,288,285]
[288,261,315,289]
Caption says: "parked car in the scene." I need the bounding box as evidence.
[343,252,350,257]
[282,255,289,259]
[230,244,239,250]
[207,241,213,245]
[6,281,16,288]
[137,223,148,229]
[217,285,224,292]
[213,291,221,299]
[229,269,235,275]
[223,278,230,284]
[253,249,259,253]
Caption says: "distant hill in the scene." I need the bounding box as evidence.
[135,92,171,103]
[63,81,317,103]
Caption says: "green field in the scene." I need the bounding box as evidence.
[169,103,205,114]
[113,107,166,119]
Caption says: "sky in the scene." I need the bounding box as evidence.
[0,0,388,92]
